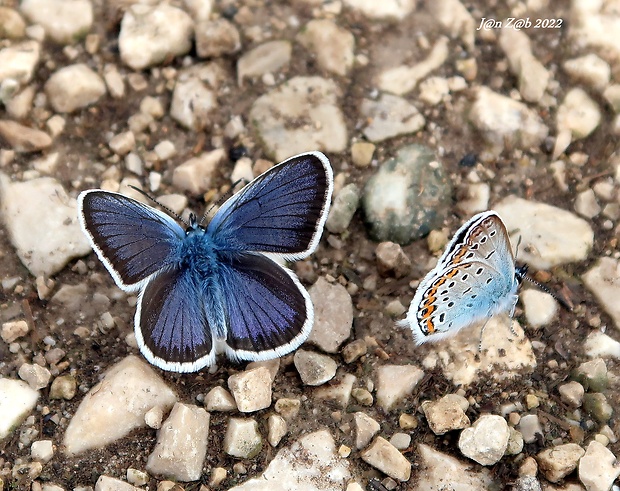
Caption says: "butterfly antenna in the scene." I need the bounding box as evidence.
[199,177,249,226]
[128,185,189,226]
[523,275,573,311]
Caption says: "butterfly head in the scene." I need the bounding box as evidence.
[186,213,202,234]
[515,264,528,284]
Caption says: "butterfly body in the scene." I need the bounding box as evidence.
[402,211,525,345]
[78,152,333,372]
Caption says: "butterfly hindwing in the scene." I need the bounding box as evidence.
[78,190,184,291]
[207,152,333,260]
[135,265,215,373]
[215,252,312,361]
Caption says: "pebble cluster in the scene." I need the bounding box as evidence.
[1,0,620,490]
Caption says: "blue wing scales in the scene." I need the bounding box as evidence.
[207,152,333,260]
[78,190,184,291]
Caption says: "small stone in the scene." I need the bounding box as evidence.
[351,388,373,406]
[341,339,367,364]
[126,468,148,486]
[520,290,558,328]
[554,88,601,157]
[376,37,448,95]
[575,189,601,218]
[506,427,524,455]
[228,367,272,413]
[494,196,593,270]
[31,440,54,463]
[0,40,40,87]
[230,157,253,185]
[172,148,226,195]
[0,7,26,39]
[223,417,262,459]
[18,363,51,390]
[95,476,139,491]
[144,406,164,429]
[63,356,177,456]
[294,350,337,386]
[308,277,353,353]
[325,183,360,234]
[146,403,210,482]
[354,412,380,449]
[375,364,424,411]
[421,394,470,435]
[572,358,608,392]
[536,443,585,483]
[563,54,610,92]
[297,19,354,76]
[20,0,92,44]
[375,242,412,278]
[385,300,406,318]
[246,359,280,382]
[578,440,620,491]
[458,415,509,466]
[518,414,543,444]
[361,94,425,142]
[267,414,287,447]
[525,394,540,410]
[558,381,584,408]
[457,182,490,214]
[583,393,613,423]
[45,64,106,113]
[103,64,125,99]
[196,18,241,58]
[170,76,216,131]
[274,398,301,421]
[124,153,143,175]
[360,437,411,482]
[418,76,450,105]
[237,40,291,86]
[49,374,77,400]
[362,144,452,245]
[399,413,418,430]
[209,467,227,487]
[583,258,620,332]
[109,131,135,156]
[351,142,375,168]
[584,331,620,359]
[0,379,39,439]
[0,120,51,153]
[469,87,548,156]
[389,433,411,450]
[204,386,237,412]
[1,319,29,343]
[313,373,356,408]
[119,4,193,70]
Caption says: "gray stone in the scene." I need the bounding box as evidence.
[204,386,237,412]
[578,441,620,491]
[572,358,608,392]
[45,63,106,113]
[249,76,347,162]
[196,18,241,58]
[554,88,601,157]
[267,414,287,447]
[223,417,262,459]
[49,375,77,400]
[63,356,177,456]
[375,364,424,411]
[31,440,54,463]
[1,320,29,343]
[0,40,40,85]
[228,429,350,490]
[18,363,51,390]
[297,19,354,76]
[0,379,39,440]
[353,412,380,449]
[325,183,360,234]
[362,144,452,244]
[342,0,415,20]
[146,403,210,482]
[583,393,613,423]
[172,148,226,195]
[563,53,610,92]
[0,175,92,276]
[228,367,272,413]
[361,94,425,142]
[237,40,291,86]
[20,0,92,44]
[520,290,558,329]
[536,443,585,483]
[584,331,620,359]
[518,414,543,444]
[0,120,51,153]
[375,241,412,278]
[360,437,411,482]
[0,7,26,39]
[469,87,548,155]
[583,258,620,331]
[313,373,356,408]
[421,394,470,435]
[558,381,584,408]
[119,4,193,70]
[170,75,217,131]
[494,196,593,270]
[458,415,509,466]
[308,277,353,353]
[294,350,337,386]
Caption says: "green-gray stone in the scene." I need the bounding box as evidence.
[362,144,452,245]
[583,393,613,423]
[572,358,608,392]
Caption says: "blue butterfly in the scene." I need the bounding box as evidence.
[78,152,333,373]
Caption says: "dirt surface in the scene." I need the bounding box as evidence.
[1,0,619,489]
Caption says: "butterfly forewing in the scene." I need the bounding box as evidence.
[135,265,215,372]
[78,191,184,291]
[207,152,333,260]
[216,252,312,361]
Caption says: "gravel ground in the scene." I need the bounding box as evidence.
[1,0,620,490]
